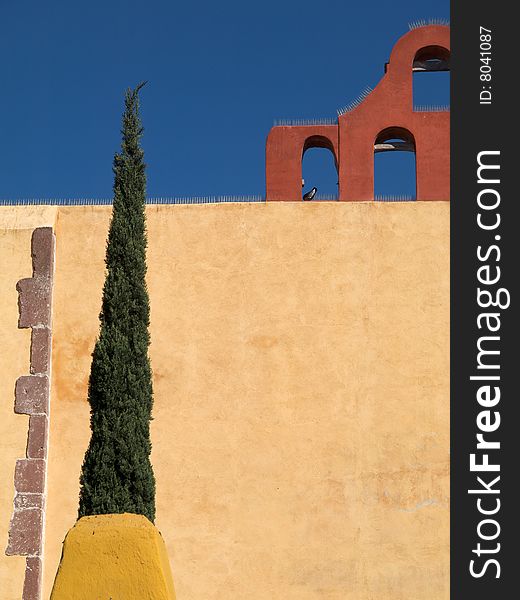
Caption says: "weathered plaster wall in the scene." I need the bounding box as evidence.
[0,207,57,600]
[2,202,449,599]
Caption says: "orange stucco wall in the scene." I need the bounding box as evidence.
[1,201,449,599]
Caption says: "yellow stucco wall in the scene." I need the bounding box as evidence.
[1,202,449,599]
[0,207,57,600]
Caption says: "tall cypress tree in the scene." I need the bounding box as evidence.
[78,83,156,522]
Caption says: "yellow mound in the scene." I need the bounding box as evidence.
[50,513,175,600]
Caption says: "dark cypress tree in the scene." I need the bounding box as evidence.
[78,83,156,522]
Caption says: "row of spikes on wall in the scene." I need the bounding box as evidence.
[0,196,265,206]
[408,18,450,30]
[414,104,450,112]
[1,196,420,206]
[337,87,374,116]
[276,103,449,126]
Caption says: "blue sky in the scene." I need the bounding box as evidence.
[1,0,449,201]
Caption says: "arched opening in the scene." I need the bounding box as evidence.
[413,45,450,110]
[301,136,338,200]
[374,127,416,200]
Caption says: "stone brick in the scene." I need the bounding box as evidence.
[27,415,48,459]
[14,459,45,494]
[30,327,51,375]
[5,509,43,556]
[14,493,44,510]
[23,557,43,600]
[31,227,54,279]
[17,278,52,329]
[15,375,49,415]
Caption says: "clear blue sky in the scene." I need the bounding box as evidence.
[1,0,449,201]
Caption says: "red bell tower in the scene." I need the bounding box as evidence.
[265,25,450,202]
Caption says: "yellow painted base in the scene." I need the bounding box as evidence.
[50,513,175,600]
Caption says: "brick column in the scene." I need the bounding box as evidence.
[5,227,55,600]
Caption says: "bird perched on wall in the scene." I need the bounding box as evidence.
[303,187,317,201]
